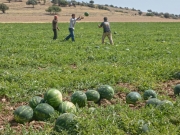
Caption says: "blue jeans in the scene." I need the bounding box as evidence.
[65,28,75,41]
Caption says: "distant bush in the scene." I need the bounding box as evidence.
[114,10,123,13]
[109,5,114,7]
[164,13,170,18]
[97,5,109,10]
[46,6,61,14]
[146,12,154,16]
[138,11,143,15]
[58,0,68,7]
[88,3,95,8]
[26,0,37,8]
[0,3,9,13]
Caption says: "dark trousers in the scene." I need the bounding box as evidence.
[53,29,57,40]
[65,28,75,41]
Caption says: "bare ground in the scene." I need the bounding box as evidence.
[1,0,180,23]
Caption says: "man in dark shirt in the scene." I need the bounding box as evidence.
[98,17,113,45]
[52,15,59,40]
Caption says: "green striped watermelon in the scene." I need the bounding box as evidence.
[84,12,89,16]
[85,90,100,103]
[44,88,62,108]
[174,84,180,96]
[156,100,173,110]
[34,103,54,121]
[58,101,76,113]
[71,91,87,108]
[143,89,157,100]
[126,92,142,104]
[97,85,114,100]
[54,113,77,133]
[29,96,44,109]
[146,98,161,107]
[13,105,33,123]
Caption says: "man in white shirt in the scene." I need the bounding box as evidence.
[64,14,82,41]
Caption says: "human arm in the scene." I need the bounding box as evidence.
[76,16,82,21]
[98,22,103,28]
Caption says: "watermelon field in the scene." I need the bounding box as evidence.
[1,22,180,135]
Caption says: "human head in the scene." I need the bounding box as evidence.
[104,17,108,21]
[72,14,75,18]
[54,15,58,20]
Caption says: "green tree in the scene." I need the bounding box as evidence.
[26,0,38,8]
[0,3,9,13]
[147,9,152,12]
[164,13,170,18]
[58,0,68,6]
[89,0,94,4]
[46,6,61,14]
[138,10,143,15]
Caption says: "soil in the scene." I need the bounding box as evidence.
[1,0,180,23]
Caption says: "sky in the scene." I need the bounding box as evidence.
[79,0,180,15]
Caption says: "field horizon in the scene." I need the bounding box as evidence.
[1,0,180,23]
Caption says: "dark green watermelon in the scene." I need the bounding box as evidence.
[13,105,33,124]
[58,101,76,113]
[174,84,180,96]
[143,89,157,100]
[54,113,77,133]
[29,96,44,109]
[97,85,114,100]
[71,91,87,108]
[44,88,62,108]
[146,98,161,107]
[156,100,173,110]
[126,92,142,104]
[84,12,89,16]
[85,90,100,103]
[34,103,54,121]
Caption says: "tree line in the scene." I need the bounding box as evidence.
[0,0,179,19]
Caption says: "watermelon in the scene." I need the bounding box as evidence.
[44,88,62,108]
[34,103,54,121]
[71,91,87,108]
[58,101,76,113]
[84,12,89,16]
[97,85,114,100]
[143,89,157,100]
[54,113,77,133]
[156,100,173,110]
[85,90,100,103]
[174,84,180,96]
[29,96,44,109]
[146,98,161,107]
[13,105,33,124]
[126,92,141,104]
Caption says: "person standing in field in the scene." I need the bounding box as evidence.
[64,14,83,42]
[52,15,59,40]
[98,17,113,45]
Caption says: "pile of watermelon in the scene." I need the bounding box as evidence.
[13,83,180,133]
[13,85,115,133]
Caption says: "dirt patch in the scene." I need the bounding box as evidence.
[0,1,180,23]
